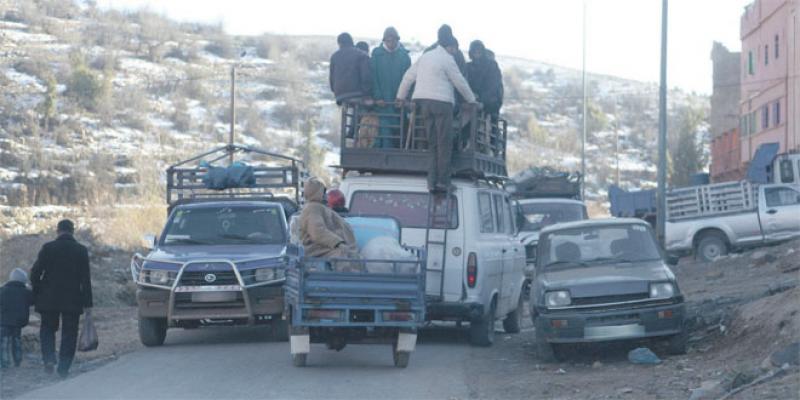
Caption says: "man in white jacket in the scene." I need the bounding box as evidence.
[396,30,477,192]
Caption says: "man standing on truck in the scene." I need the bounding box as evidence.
[396,27,477,192]
[330,32,371,105]
[371,27,411,148]
[467,40,503,130]
[30,219,93,378]
[299,178,360,270]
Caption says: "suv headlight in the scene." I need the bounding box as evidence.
[545,290,571,307]
[649,282,675,299]
[149,269,170,285]
[255,268,285,282]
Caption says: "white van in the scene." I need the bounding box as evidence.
[339,174,526,346]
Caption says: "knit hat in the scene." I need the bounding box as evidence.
[437,24,456,47]
[9,268,28,283]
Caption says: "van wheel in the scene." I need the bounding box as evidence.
[503,292,524,334]
[139,317,167,347]
[696,234,728,262]
[469,300,496,347]
[272,317,289,342]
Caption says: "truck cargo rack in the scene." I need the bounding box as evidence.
[166,144,306,210]
[666,180,757,221]
[338,100,508,179]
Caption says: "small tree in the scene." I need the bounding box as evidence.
[668,104,706,187]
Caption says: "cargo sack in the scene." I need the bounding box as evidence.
[78,312,99,352]
[200,161,256,190]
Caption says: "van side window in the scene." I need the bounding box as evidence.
[765,187,800,207]
[780,159,794,183]
[492,194,505,233]
[504,197,516,234]
[478,192,495,233]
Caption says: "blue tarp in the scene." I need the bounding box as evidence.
[200,161,256,190]
[346,216,401,250]
[608,185,657,217]
[746,142,779,183]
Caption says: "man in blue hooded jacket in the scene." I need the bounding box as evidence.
[370,27,411,148]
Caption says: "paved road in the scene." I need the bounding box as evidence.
[20,325,490,400]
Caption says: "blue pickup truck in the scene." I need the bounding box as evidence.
[130,145,305,346]
[285,216,427,368]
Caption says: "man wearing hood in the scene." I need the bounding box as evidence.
[1,268,33,368]
[299,178,360,270]
[396,26,477,192]
[371,27,411,148]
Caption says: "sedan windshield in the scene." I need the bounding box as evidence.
[539,224,661,268]
[162,206,286,245]
[517,203,586,232]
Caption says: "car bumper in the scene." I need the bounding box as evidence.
[137,286,284,321]
[535,301,685,344]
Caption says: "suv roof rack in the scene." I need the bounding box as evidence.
[166,144,306,209]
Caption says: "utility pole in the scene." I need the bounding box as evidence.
[657,0,669,245]
[229,64,236,165]
[614,102,620,186]
[581,0,588,200]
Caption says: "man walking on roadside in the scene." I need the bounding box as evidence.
[396,27,477,192]
[30,219,93,378]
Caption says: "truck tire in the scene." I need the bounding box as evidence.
[272,318,289,342]
[469,300,496,347]
[502,292,524,334]
[392,343,410,368]
[139,317,167,347]
[696,233,728,262]
[292,353,307,367]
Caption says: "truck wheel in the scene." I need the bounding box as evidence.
[292,353,307,367]
[503,292,525,334]
[139,317,167,347]
[666,330,688,355]
[469,300,496,347]
[696,234,728,262]
[272,318,289,342]
[392,343,410,368]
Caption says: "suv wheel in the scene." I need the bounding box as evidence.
[502,292,524,334]
[469,300,496,347]
[139,317,167,347]
[696,234,728,262]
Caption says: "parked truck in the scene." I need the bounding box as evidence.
[130,144,305,346]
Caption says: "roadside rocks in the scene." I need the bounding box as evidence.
[627,347,661,365]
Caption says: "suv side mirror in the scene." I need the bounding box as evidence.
[143,234,157,249]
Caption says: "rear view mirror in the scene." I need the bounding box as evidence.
[143,234,157,249]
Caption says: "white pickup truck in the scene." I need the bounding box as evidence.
[665,182,800,261]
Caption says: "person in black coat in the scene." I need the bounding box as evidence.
[467,40,504,116]
[329,32,372,105]
[30,219,93,378]
[0,268,33,368]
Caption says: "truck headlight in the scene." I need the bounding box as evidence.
[545,290,571,307]
[149,269,170,285]
[649,282,675,299]
[255,268,276,282]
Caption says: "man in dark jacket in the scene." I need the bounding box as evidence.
[329,32,371,105]
[30,219,93,378]
[467,40,504,153]
[1,268,33,368]
[371,27,411,148]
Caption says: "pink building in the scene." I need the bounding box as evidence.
[739,0,799,163]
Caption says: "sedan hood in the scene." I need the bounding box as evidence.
[145,244,287,264]
[540,260,670,297]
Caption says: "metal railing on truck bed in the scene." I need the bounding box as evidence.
[666,180,757,221]
[338,100,508,178]
[166,144,305,212]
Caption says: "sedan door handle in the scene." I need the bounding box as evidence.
[767,209,778,215]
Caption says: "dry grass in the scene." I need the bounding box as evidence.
[94,202,166,251]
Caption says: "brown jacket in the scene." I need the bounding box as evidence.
[299,178,358,259]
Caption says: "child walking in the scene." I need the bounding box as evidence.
[1,268,34,368]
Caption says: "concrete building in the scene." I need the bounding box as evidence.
[709,42,743,182]
[739,0,799,163]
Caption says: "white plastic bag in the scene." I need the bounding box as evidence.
[361,236,417,274]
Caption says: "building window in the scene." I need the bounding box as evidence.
[765,45,769,65]
[748,51,754,75]
[762,105,769,129]
[775,100,781,125]
[775,35,779,59]
[740,116,748,136]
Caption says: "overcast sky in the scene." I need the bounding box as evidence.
[97,0,752,94]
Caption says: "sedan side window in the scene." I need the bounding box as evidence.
[765,187,800,207]
[478,192,495,233]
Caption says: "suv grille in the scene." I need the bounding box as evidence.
[571,292,649,306]
[179,271,239,286]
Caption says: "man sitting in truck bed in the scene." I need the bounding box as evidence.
[299,178,361,271]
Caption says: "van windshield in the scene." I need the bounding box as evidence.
[517,202,586,232]
[162,206,286,245]
[539,224,661,268]
[349,191,458,229]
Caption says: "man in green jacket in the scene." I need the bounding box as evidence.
[371,27,411,148]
